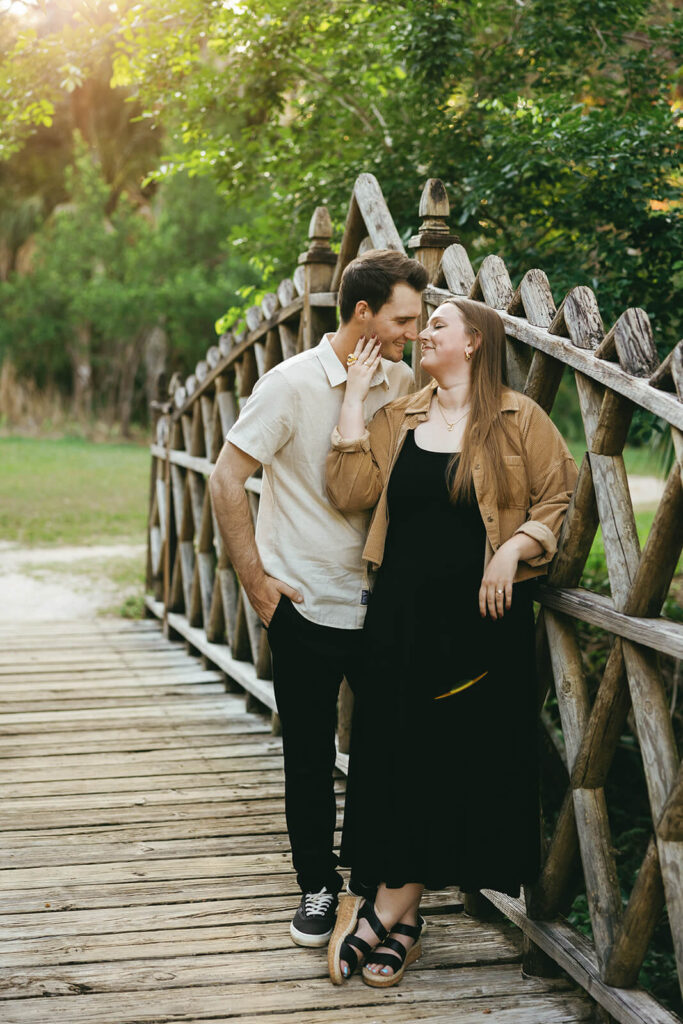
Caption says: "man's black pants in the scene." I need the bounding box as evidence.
[267,595,366,896]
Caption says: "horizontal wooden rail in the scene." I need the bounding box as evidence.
[536,585,683,660]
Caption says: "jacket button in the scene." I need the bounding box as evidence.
[475,464,480,470]
[487,515,493,522]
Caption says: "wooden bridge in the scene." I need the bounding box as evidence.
[1,617,597,1023]
[2,173,681,1023]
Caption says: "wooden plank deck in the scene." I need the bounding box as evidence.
[0,618,596,1023]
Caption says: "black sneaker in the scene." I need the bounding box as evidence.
[290,887,338,947]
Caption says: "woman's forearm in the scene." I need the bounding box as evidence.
[504,532,544,562]
[337,397,366,441]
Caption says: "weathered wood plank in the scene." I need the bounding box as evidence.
[0,933,523,997]
[0,966,575,1021]
[0,851,295,890]
[1,794,333,833]
[0,739,282,770]
[0,753,284,785]
[2,830,296,869]
[0,915,515,969]
[173,997,595,1024]
[0,720,269,755]
[0,766,322,802]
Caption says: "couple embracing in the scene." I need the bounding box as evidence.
[210,249,577,987]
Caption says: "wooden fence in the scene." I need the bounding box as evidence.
[144,173,683,1024]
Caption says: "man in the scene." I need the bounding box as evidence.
[209,249,428,947]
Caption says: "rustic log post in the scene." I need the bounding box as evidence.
[298,206,337,350]
[337,678,354,755]
[408,179,460,388]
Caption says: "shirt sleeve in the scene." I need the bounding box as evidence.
[326,406,391,512]
[227,369,295,466]
[513,404,579,567]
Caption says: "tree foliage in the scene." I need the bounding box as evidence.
[0,0,681,423]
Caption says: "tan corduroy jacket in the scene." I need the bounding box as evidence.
[326,382,579,583]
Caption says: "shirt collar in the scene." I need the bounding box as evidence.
[316,334,389,390]
[404,380,521,415]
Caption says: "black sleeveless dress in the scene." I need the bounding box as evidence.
[339,429,540,896]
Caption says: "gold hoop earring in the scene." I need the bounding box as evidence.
[464,350,472,362]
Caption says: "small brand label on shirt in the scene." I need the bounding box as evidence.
[360,590,369,605]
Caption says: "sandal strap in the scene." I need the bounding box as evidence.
[390,920,421,940]
[344,933,372,958]
[339,933,367,974]
[382,936,411,960]
[358,900,388,942]
[368,949,404,971]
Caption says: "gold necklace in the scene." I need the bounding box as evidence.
[436,398,469,432]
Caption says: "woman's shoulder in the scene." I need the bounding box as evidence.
[381,382,433,418]
[502,389,551,424]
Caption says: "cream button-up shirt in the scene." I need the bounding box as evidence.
[227,334,414,629]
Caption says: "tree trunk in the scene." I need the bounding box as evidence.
[118,340,141,438]
[69,322,93,420]
[144,322,168,409]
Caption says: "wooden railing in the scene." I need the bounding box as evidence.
[145,173,683,1024]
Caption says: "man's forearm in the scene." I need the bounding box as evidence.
[210,474,266,597]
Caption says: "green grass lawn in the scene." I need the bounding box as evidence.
[0,436,150,546]
[567,441,667,478]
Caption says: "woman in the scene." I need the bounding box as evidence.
[325,298,578,988]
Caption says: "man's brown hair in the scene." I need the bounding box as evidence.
[337,249,428,323]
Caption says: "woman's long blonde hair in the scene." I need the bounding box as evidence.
[441,298,519,507]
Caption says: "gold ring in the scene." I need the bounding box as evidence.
[346,354,358,365]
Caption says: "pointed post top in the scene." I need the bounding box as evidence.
[308,205,333,243]
[299,204,336,267]
[419,178,450,218]
[408,178,459,252]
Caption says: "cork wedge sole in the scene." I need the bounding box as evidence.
[327,894,363,985]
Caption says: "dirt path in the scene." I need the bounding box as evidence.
[0,542,145,622]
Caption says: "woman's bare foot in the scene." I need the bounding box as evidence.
[348,882,423,978]
[339,904,391,978]
[364,911,419,977]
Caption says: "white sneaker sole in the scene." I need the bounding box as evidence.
[290,920,335,948]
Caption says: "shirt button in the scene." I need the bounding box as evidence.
[487,515,494,522]
[475,464,480,470]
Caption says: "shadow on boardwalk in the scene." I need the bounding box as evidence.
[0,618,594,1023]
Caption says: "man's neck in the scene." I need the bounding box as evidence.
[329,322,365,367]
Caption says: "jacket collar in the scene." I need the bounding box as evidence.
[316,334,389,390]
[404,379,521,416]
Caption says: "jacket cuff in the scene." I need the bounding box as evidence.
[330,426,371,452]
[513,521,557,566]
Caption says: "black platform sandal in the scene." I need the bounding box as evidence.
[328,895,389,985]
[361,916,423,988]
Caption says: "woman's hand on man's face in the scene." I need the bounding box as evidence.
[344,335,381,404]
[479,542,520,619]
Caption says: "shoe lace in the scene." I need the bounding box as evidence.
[304,888,335,917]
